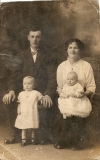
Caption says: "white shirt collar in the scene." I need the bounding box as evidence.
[30,48,38,62]
[30,47,39,55]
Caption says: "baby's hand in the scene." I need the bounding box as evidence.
[70,93,77,98]
[77,91,85,98]
[60,93,69,99]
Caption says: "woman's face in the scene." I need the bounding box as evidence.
[67,42,80,60]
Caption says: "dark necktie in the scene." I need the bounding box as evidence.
[31,52,37,64]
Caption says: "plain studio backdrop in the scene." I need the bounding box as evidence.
[0,0,99,57]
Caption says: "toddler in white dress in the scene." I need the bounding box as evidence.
[15,76,43,146]
[58,71,92,119]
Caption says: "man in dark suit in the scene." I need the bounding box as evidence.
[3,25,56,144]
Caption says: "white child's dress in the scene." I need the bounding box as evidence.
[58,83,92,118]
[15,90,42,129]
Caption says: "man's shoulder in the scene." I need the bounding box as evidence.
[19,48,31,56]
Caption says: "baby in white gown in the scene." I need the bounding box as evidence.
[58,71,92,119]
[15,76,43,146]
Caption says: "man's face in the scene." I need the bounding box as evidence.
[28,30,42,49]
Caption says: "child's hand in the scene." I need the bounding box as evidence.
[17,100,20,103]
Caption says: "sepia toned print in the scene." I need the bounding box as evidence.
[0,1,100,160]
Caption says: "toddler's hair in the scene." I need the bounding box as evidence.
[23,76,36,85]
[67,71,78,81]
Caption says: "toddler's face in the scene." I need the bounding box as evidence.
[67,74,77,86]
[23,78,35,91]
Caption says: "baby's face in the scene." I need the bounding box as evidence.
[67,74,77,86]
[23,78,35,91]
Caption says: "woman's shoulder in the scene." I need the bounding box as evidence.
[80,59,92,67]
[58,60,68,68]
[80,59,90,65]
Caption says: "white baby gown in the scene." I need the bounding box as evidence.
[15,90,42,129]
[58,83,92,118]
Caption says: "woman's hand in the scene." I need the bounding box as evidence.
[78,90,92,98]
[3,90,16,105]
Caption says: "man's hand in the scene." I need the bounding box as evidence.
[42,95,53,108]
[3,90,16,105]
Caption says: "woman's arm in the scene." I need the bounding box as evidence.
[85,63,96,93]
[78,62,96,98]
[57,63,64,95]
[78,90,93,98]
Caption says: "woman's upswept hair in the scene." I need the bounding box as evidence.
[65,39,84,51]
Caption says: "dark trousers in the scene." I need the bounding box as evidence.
[52,108,88,147]
[3,101,21,140]
[37,107,52,142]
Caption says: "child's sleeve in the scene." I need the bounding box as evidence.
[77,84,84,92]
[17,93,21,114]
[59,85,70,98]
[37,92,43,100]
[62,85,67,94]
[75,84,84,97]
[37,92,44,109]
[17,104,21,115]
[17,93,21,103]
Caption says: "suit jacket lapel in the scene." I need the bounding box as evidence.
[34,50,45,77]
[24,48,33,61]
[24,48,34,76]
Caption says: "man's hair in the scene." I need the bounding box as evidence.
[27,23,42,34]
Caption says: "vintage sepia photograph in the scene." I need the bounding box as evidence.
[0,0,100,159]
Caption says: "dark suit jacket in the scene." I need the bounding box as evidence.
[8,48,56,99]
